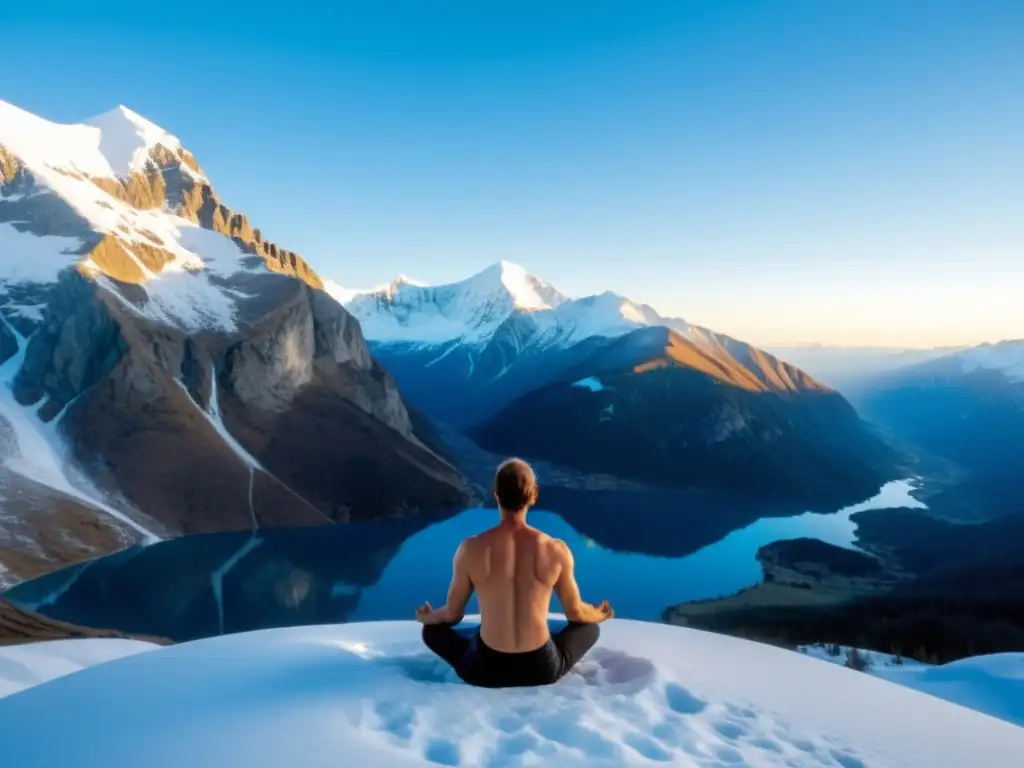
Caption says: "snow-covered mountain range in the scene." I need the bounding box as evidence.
[334,260,708,351]
[332,263,901,504]
[0,100,467,586]
[331,261,817,425]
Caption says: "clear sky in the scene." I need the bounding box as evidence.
[5,1,1023,347]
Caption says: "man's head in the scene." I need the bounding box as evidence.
[493,458,538,515]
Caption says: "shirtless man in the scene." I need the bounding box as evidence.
[417,458,613,688]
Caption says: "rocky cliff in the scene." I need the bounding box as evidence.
[0,101,468,585]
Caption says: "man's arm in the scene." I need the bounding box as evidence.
[416,540,475,625]
[553,540,613,624]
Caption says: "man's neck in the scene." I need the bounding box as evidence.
[499,510,528,529]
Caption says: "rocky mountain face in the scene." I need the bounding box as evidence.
[471,326,900,505]
[336,265,900,505]
[0,101,468,586]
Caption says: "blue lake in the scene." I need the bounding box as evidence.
[6,480,923,641]
[353,480,922,622]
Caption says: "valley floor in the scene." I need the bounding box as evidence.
[0,617,1021,767]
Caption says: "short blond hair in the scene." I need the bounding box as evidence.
[493,458,537,511]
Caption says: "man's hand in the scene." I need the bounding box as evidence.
[415,601,435,624]
[594,600,614,623]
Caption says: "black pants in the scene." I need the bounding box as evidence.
[421,621,600,688]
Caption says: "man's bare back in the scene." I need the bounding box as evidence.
[417,459,612,688]
[465,524,567,653]
[416,522,612,649]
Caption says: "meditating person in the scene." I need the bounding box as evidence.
[417,458,613,688]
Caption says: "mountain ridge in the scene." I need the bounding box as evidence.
[0,99,469,585]
[333,261,836,427]
[854,338,1024,521]
[337,260,706,350]
[336,262,900,503]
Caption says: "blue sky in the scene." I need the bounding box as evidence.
[5,1,1023,347]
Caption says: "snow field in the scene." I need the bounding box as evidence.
[0,618,1021,767]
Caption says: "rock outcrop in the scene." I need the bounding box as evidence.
[0,597,170,646]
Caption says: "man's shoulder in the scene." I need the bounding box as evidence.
[541,534,570,556]
[521,527,562,548]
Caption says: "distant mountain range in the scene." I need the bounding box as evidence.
[334,262,901,505]
[856,340,1024,520]
[765,345,963,393]
[0,100,468,584]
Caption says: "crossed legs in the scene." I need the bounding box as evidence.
[552,621,600,677]
[421,623,469,670]
[421,621,600,684]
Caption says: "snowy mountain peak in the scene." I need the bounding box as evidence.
[0,99,320,336]
[339,262,698,349]
[379,273,428,298]
[0,101,200,182]
[465,260,566,311]
[83,105,199,179]
[0,99,118,180]
[392,273,424,287]
[339,262,570,345]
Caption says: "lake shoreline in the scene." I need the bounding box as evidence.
[662,534,904,626]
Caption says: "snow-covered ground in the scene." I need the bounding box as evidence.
[800,643,1024,729]
[0,638,157,699]
[798,643,927,671]
[878,654,1024,731]
[0,618,1021,767]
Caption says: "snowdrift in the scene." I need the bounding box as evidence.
[0,619,1021,767]
[801,644,1024,729]
[0,637,156,699]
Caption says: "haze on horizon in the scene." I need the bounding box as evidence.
[4,1,1022,349]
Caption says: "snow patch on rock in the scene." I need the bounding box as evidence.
[572,376,607,392]
[0,224,83,284]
